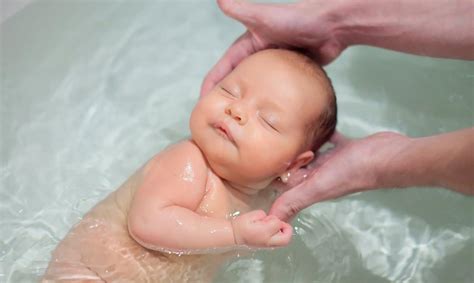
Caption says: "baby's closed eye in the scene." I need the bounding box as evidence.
[258,112,279,132]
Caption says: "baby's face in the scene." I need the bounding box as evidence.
[190,51,327,191]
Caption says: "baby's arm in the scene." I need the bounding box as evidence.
[128,140,291,253]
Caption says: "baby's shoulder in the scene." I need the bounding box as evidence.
[165,139,207,162]
[143,139,209,183]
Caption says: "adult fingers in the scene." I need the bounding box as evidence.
[202,0,299,96]
[200,31,259,96]
[329,130,350,146]
[268,182,315,222]
[217,0,288,27]
[310,40,344,66]
[308,131,350,168]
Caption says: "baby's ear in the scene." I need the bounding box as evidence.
[275,151,314,190]
[289,150,314,171]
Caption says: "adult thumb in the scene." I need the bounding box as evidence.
[269,185,312,222]
[217,0,287,27]
[217,0,260,24]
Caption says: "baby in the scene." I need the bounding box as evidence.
[42,49,337,282]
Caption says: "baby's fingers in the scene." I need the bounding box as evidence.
[246,209,267,222]
[267,222,292,247]
[200,31,257,96]
[261,215,282,231]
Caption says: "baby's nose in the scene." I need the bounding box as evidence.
[225,104,247,125]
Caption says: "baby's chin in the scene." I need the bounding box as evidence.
[190,132,277,190]
[189,130,210,155]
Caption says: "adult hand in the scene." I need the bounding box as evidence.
[269,131,410,221]
[202,0,474,96]
[269,128,474,222]
[200,0,346,96]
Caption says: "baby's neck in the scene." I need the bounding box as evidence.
[203,163,277,212]
[224,181,259,196]
[221,179,278,213]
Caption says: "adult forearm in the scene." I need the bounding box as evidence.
[332,0,474,60]
[380,128,474,194]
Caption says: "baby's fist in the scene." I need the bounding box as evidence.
[231,210,292,248]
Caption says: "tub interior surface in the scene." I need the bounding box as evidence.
[1,0,473,282]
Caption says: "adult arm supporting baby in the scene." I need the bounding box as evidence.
[377,128,474,195]
[270,128,474,221]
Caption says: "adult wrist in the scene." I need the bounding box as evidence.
[329,0,408,48]
[375,135,438,190]
[325,0,369,48]
[320,0,355,49]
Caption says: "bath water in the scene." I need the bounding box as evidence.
[1,1,473,282]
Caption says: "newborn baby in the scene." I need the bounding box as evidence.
[43,49,337,282]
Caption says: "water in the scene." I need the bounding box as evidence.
[1,0,473,282]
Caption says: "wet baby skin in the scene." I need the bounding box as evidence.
[43,49,332,282]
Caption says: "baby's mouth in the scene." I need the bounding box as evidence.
[216,126,227,136]
[214,122,235,143]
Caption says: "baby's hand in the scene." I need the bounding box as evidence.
[231,210,292,248]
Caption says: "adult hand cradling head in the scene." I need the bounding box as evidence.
[203,0,474,222]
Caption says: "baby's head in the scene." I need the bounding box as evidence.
[190,49,336,192]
